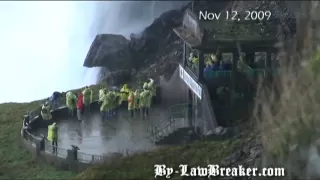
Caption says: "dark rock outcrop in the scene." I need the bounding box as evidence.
[83,9,185,74]
[83,34,131,71]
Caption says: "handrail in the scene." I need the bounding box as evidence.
[149,103,190,142]
[148,103,189,133]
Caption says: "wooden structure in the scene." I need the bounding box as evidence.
[173,9,279,107]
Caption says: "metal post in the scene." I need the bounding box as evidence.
[198,51,205,83]
[230,50,239,108]
[183,43,186,66]
[266,51,272,82]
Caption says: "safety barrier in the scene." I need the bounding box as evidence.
[149,103,190,143]
[21,100,148,172]
[204,68,282,79]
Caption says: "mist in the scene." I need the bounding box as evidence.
[0,1,186,103]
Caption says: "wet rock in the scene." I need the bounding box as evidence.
[83,9,185,75]
[103,70,132,86]
[83,34,132,71]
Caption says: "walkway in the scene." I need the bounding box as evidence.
[34,105,168,155]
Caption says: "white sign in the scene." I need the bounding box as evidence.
[179,65,202,99]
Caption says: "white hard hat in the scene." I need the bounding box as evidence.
[52,122,56,126]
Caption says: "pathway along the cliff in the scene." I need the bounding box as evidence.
[33,105,169,155]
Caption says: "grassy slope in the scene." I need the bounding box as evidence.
[76,135,251,180]
[0,101,74,179]
[0,85,101,179]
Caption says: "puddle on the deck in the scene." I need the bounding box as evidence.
[34,108,168,155]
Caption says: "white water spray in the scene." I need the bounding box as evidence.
[0,1,187,103]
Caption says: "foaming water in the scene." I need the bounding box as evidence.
[0,1,186,103]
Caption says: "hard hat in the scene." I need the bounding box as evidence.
[45,101,49,106]
[52,122,56,126]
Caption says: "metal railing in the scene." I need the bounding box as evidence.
[149,103,190,142]
[22,129,147,165]
[22,95,145,166]
[24,130,38,145]
[204,68,282,79]
[77,151,104,163]
[44,140,68,157]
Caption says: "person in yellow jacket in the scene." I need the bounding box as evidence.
[114,90,122,116]
[41,101,52,121]
[147,78,156,103]
[100,90,110,121]
[82,86,93,114]
[99,89,107,104]
[134,89,141,114]
[47,122,58,154]
[120,84,130,107]
[98,87,106,103]
[140,83,152,117]
[66,91,77,117]
[128,91,135,118]
[107,90,117,117]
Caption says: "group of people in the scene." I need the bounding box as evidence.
[39,79,156,151]
[188,52,233,77]
[98,78,156,121]
[40,86,93,122]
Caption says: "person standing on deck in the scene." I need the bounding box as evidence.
[134,89,141,115]
[99,86,106,102]
[82,86,93,114]
[128,91,135,118]
[110,87,119,116]
[47,122,58,154]
[107,89,116,118]
[100,89,110,121]
[66,91,77,117]
[140,83,152,117]
[41,101,52,121]
[147,78,156,104]
[50,91,63,110]
[76,93,84,121]
[120,84,130,107]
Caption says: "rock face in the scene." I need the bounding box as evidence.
[83,9,185,74]
[83,34,132,71]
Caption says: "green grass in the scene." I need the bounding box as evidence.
[0,101,74,179]
[0,85,101,179]
[75,134,251,180]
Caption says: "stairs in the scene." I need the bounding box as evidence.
[148,104,192,145]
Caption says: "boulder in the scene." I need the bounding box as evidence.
[83,9,185,73]
[83,34,132,71]
[103,70,132,86]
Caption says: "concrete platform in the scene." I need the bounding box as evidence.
[34,106,169,155]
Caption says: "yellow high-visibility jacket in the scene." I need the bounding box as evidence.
[147,79,156,96]
[100,94,110,112]
[134,90,140,109]
[41,104,52,120]
[120,86,129,102]
[128,92,134,110]
[140,89,152,108]
[82,88,93,105]
[47,124,57,141]
[66,91,77,109]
